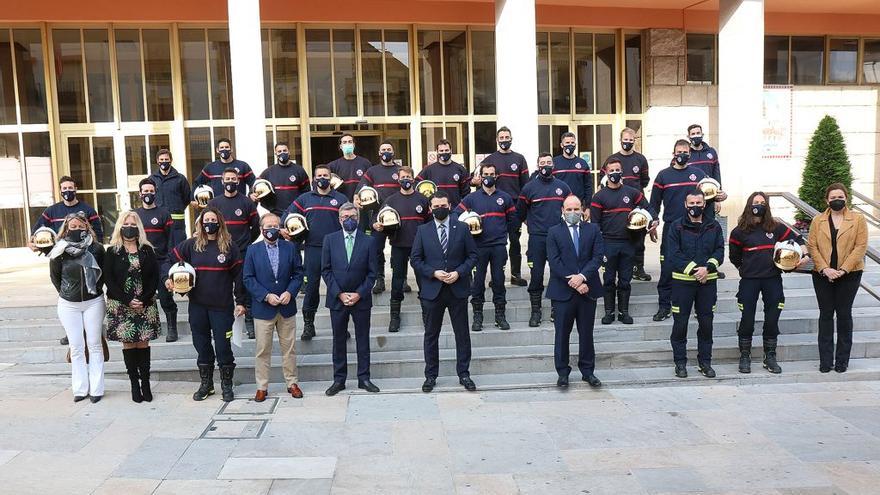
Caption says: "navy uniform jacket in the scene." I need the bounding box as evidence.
[169,238,245,311]
[590,185,649,241]
[259,162,311,213]
[381,191,432,248]
[416,161,471,207]
[328,155,372,201]
[150,167,192,220]
[208,193,259,254]
[321,229,377,311]
[410,219,479,300]
[689,143,722,185]
[480,151,530,200]
[243,239,304,320]
[517,177,571,237]
[284,190,348,247]
[605,151,650,190]
[135,206,173,260]
[454,188,516,247]
[666,216,725,283]
[193,159,255,198]
[545,221,605,302]
[649,165,714,224]
[357,163,402,203]
[729,222,804,278]
[551,154,592,205]
[33,200,104,239]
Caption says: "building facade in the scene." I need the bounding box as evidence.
[0,0,878,247]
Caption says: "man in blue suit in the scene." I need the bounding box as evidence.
[546,195,605,388]
[410,190,479,393]
[322,202,379,396]
[243,212,304,402]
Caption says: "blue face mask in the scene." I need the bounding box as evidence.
[482,176,496,188]
[438,152,452,163]
[399,178,414,190]
[342,217,358,232]
[278,152,290,163]
[263,228,280,242]
[380,151,394,163]
[563,144,576,155]
[219,149,232,160]
[316,177,331,190]
[498,140,512,151]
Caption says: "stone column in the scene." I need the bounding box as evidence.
[495,0,539,168]
[228,0,268,175]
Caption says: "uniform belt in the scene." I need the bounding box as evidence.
[170,214,186,220]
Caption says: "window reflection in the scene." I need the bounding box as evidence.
[84,29,113,122]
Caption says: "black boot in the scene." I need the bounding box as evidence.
[193,364,214,401]
[122,349,143,403]
[471,303,483,332]
[165,310,178,343]
[219,364,235,402]
[738,337,752,374]
[246,313,255,339]
[510,255,526,286]
[763,338,782,374]
[617,288,634,325]
[372,277,386,294]
[528,293,542,327]
[301,311,316,341]
[632,264,652,282]
[494,304,510,330]
[138,347,153,402]
[601,291,616,325]
[389,300,402,333]
[550,306,555,323]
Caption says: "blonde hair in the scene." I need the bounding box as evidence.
[194,206,232,253]
[620,127,637,139]
[58,212,98,241]
[109,210,153,252]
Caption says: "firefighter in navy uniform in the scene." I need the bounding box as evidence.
[192,138,256,200]
[328,133,372,201]
[687,123,726,279]
[518,153,571,326]
[31,175,104,242]
[729,192,809,374]
[590,158,650,326]
[551,132,592,208]
[605,127,651,281]
[666,189,724,379]
[372,166,432,332]
[149,149,191,248]
[416,139,471,208]
[208,168,260,338]
[283,163,348,341]
[355,140,402,294]
[134,178,179,342]
[258,142,311,215]
[455,163,516,331]
[479,126,530,286]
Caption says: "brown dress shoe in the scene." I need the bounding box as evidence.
[254,390,268,402]
[288,384,303,399]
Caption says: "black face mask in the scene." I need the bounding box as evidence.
[263,228,280,242]
[65,229,85,243]
[621,141,634,152]
[399,178,414,190]
[203,222,220,235]
[607,171,623,184]
[121,226,139,239]
[141,193,156,205]
[674,153,690,166]
[688,205,704,218]
[432,206,450,221]
[751,204,766,217]
[224,182,238,193]
[829,199,846,211]
[380,151,394,163]
[159,162,171,171]
[482,176,496,188]
[690,136,703,147]
[438,152,452,163]
[278,152,290,164]
[316,177,331,190]
[61,190,76,202]
[498,140,512,151]
[219,149,232,160]
[539,166,554,179]
[562,144,576,155]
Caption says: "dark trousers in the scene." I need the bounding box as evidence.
[189,301,235,366]
[360,216,387,275]
[526,234,547,295]
[330,307,371,382]
[302,245,323,313]
[156,256,177,312]
[813,270,862,368]
[658,222,673,310]
[508,221,523,276]
[633,228,647,268]
[603,240,635,291]
[390,246,416,302]
[471,244,508,305]
[737,276,784,340]
[552,296,598,377]
[240,245,252,319]
[170,219,187,248]
[423,285,471,379]
[670,281,717,366]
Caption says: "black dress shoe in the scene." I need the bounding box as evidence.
[89,395,103,403]
[346,330,351,340]
[403,282,412,293]
[819,365,832,373]
[583,374,602,387]
[834,364,848,373]
[358,380,380,393]
[73,395,87,403]
[653,308,671,322]
[510,275,527,287]
[60,336,69,345]
[675,364,688,378]
[556,375,569,388]
[698,363,716,378]
[459,376,476,391]
[422,378,436,393]
[325,382,346,396]
[716,271,726,279]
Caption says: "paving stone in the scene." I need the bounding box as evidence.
[218,456,336,480]
[515,471,648,495]
[392,419,449,457]
[112,437,192,479]
[153,479,273,494]
[92,478,161,495]
[632,467,709,493]
[165,439,238,480]
[822,405,880,438]
[201,419,267,439]
[445,429,565,475]
[453,474,519,495]
[346,393,439,422]
[0,450,19,466]
[268,479,333,494]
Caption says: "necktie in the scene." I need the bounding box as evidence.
[571,225,580,256]
[345,234,354,262]
[439,223,448,256]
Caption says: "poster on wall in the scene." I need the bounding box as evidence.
[762,85,792,159]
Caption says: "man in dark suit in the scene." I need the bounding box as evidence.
[321,202,379,396]
[243,213,304,402]
[410,190,479,393]
[546,195,605,388]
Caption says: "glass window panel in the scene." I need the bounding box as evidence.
[185,127,212,187]
[538,125,550,157]
[474,121,497,158]
[0,209,26,247]
[864,39,880,84]
[67,137,93,190]
[0,30,15,125]
[275,126,303,166]
[595,34,616,114]
[576,124,595,166]
[179,29,209,120]
[471,31,495,115]
[93,136,115,190]
[53,29,87,124]
[148,134,170,170]
[764,36,789,85]
[625,34,643,114]
[361,29,384,116]
[142,29,173,121]
[418,30,442,115]
[384,30,410,116]
[0,134,23,212]
[115,29,145,122]
[272,29,299,118]
[573,33,594,114]
[15,29,48,124]
[95,192,118,243]
[421,123,468,167]
[207,29,233,120]
[597,124,614,169]
[829,38,857,84]
[791,36,824,85]
[625,120,643,151]
[262,29,271,118]
[550,125,569,157]
[550,32,570,114]
[333,29,357,117]
[305,29,333,117]
[23,132,54,208]
[83,29,113,122]
[443,31,468,115]
[536,32,551,114]
[125,135,148,178]
[686,34,715,83]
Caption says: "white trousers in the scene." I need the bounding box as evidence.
[57,297,106,397]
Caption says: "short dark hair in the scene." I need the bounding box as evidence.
[604,157,622,170]
[399,166,414,177]
[674,139,691,150]
[314,163,331,174]
[274,141,289,150]
[560,132,576,142]
[222,167,238,177]
[685,188,705,201]
[59,175,76,187]
[339,133,354,144]
[496,126,511,137]
[538,152,553,161]
[480,163,497,175]
[156,149,172,161]
[437,139,452,149]
[687,124,703,134]
[380,140,393,148]
[138,178,156,190]
[825,182,849,200]
[216,138,232,148]
[430,190,449,204]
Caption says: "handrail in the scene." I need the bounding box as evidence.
[851,204,880,228]
[851,189,880,212]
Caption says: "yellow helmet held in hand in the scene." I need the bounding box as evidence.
[459,211,482,235]
[773,240,803,272]
[168,261,197,295]
[285,213,308,243]
[698,178,721,201]
[416,180,437,199]
[194,185,214,207]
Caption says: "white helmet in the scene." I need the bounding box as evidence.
[773,240,803,272]
[698,177,721,201]
[252,178,275,200]
[459,211,482,235]
[194,185,214,207]
[357,186,380,210]
[627,208,653,230]
[168,261,197,294]
[284,213,309,242]
[377,206,401,234]
[32,227,57,255]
